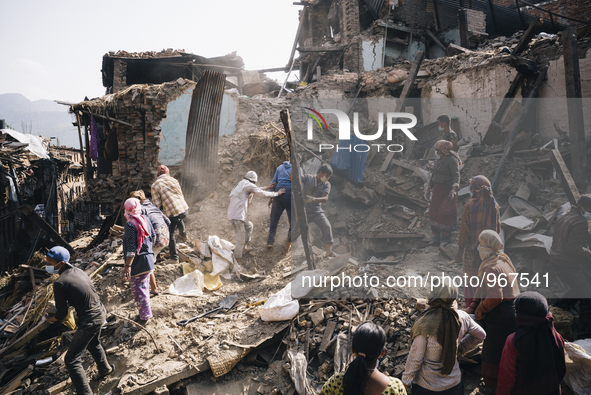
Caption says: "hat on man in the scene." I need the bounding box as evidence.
[47,246,70,264]
[245,171,258,183]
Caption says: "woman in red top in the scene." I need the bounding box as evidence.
[497,292,566,395]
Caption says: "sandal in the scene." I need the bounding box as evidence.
[92,364,114,381]
[150,291,159,297]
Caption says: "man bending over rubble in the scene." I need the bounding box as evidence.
[228,171,285,264]
[45,246,113,395]
[151,165,189,264]
[550,194,591,339]
[289,164,335,257]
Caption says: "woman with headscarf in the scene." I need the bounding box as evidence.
[466,229,520,392]
[130,190,170,297]
[320,321,406,395]
[121,198,156,325]
[457,175,501,307]
[426,140,462,246]
[403,285,485,394]
[497,292,566,395]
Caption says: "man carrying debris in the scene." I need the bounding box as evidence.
[151,165,189,264]
[228,171,285,264]
[267,161,292,249]
[45,247,113,395]
[550,194,591,340]
[437,114,458,151]
[289,164,335,257]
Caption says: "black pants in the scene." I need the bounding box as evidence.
[168,211,187,259]
[65,323,111,395]
[268,192,292,244]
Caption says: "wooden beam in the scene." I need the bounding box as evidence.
[512,18,543,56]
[0,318,51,357]
[47,379,72,395]
[561,27,587,189]
[459,9,470,49]
[491,68,547,191]
[549,149,581,206]
[0,365,33,394]
[19,205,75,256]
[297,46,346,53]
[78,109,134,128]
[358,233,424,239]
[75,112,91,200]
[288,6,307,69]
[281,109,315,270]
[319,320,337,352]
[483,73,523,145]
[121,362,210,395]
[426,29,446,51]
[381,51,425,172]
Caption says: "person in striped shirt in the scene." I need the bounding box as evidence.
[151,165,189,264]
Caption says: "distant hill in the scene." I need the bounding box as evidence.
[0,93,80,148]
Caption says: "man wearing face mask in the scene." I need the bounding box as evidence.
[289,164,335,257]
[437,114,458,151]
[45,247,113,395]
[550,194,591,339]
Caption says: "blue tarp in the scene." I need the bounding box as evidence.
[331,135,368,185]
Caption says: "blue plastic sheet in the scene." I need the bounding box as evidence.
[331,135,368,185]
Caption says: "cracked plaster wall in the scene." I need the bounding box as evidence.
[422,57,591,142]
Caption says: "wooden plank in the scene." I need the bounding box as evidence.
[0,365,33,394]
[296,46,346,53]
[549,149,581,206]
[319,320,338,352]
[482,73,523,145]
[281,109,315,270]
[386,186,428,208]
[47,378,72,395]
[358,233,424,239]
[0,318,51,358]
[561,26,587,189]
[75,112,91,200]
[459,9,470,48]
[19,205,75,256]
[121,362,209,395]
[512,18,543,56]
[426,29,446,51]
[381,51,425,172]
[491,68,547,192]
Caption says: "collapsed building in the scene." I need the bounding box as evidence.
[1,1,591,395]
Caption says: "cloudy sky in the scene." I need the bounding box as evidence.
[0,0,300,102]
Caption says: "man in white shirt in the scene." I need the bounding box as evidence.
[227,171,285,263]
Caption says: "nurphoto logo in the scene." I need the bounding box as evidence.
[303,108,418,153]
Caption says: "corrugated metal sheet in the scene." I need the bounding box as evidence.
[432,0,566,37]
[367,0,386,19]
[181,69,226,201]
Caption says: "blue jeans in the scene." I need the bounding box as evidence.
[268,191,292,244]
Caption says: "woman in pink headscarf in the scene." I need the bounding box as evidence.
[122,198,156,325]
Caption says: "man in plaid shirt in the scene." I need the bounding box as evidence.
[151,165,189,264]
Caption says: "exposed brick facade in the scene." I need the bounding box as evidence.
[492,0,591,27]
[392,0,435,30]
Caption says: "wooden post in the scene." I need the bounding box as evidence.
[549,149,581,206]
[381,51,425,172]
[561,27,587,189]
[281,110,315,270]
[426,30,446,52]
[491,68,547,192]
[512,18,543,56]
[75,112,91,200]
[459,9,470,49]
[84,119,92,181]
[482,73,523,145]
[19,205,75,256]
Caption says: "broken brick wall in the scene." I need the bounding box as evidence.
[112,59,127,94]
[391,0,435,30]
[339,0,362,72]
[71,79,196,201]
[492,0,591,27]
